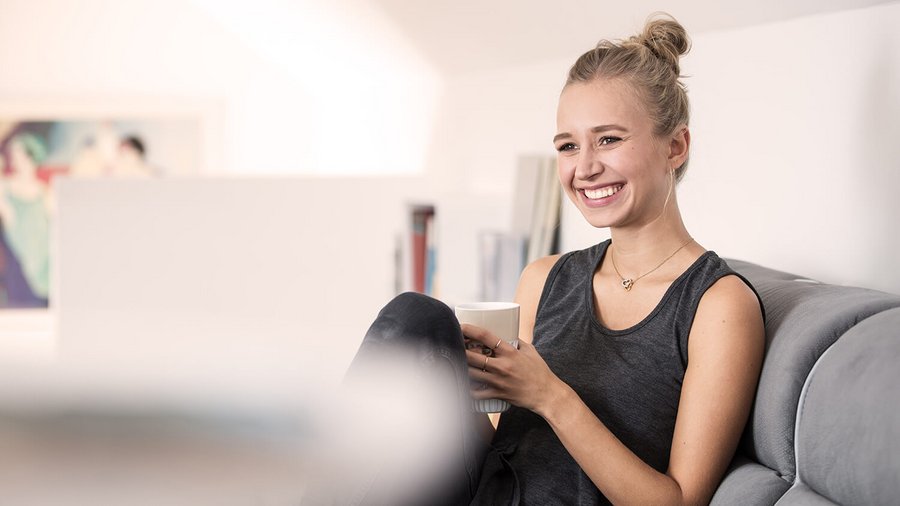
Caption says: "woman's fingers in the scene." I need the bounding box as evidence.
[465,348,493,369]
[462,324,499,364]
[461,323,516,356]
[467,366,494,384]
[460,323,496,346]
[462,323,530,405]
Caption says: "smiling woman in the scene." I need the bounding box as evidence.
[317,13,766,506]
[462,15,765,505]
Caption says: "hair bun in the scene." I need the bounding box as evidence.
[636,13,690,75]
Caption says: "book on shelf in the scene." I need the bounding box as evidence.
[478,155,561,301]
[424,212,437,296]
[524,156,562,264]
[478,231,527,302]
[408,205,437,296]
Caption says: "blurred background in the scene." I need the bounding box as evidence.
[0,0,898,503]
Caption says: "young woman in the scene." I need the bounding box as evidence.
[464,14,765,505]
[328,14,765,506]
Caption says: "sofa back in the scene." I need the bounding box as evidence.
[713,260,900,505]
[781,307,900,505]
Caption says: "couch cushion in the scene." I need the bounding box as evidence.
[791,307,900,506]
[724,260,900,481]
[775,483,838,505]
[710,454,791,506]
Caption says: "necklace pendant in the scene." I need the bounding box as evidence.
[621,279,634,291]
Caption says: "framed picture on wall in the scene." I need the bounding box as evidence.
[0,97,222,347]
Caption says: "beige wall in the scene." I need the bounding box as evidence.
[429,3,900,301]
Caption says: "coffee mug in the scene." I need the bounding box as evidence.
[454,302,520,413]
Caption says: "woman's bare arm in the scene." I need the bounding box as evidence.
[514,255,561,345]
[537,275,764,505]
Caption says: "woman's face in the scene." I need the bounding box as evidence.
[554,78,675,230]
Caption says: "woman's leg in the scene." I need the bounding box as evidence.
[306,292,491,506]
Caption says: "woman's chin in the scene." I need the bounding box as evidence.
[580,212,616,230]
[575,204,623,229]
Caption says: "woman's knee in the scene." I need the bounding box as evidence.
[380,291,455,325]
[368,292,461,348]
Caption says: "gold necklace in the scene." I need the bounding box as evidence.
[611,238,694,291]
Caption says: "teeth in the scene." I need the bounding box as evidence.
[584,184,623,199]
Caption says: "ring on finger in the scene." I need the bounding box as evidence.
[493,338,503,350]
[482,355,490,372]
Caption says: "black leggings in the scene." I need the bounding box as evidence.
[305,292,492,506]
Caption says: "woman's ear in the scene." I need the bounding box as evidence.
[668,126,690,170]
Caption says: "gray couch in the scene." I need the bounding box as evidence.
[711,260,900,505]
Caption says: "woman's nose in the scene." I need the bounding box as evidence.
[575,145,602,180]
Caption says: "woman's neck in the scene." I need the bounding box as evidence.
[607,202,695,275]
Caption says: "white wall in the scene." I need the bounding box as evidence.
[0,0,442,361]
[430,3,900,300]
[0,0,442,176]
[49,177,420,396]
[681,5,900,292]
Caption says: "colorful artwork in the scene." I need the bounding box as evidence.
[0,119,200,308]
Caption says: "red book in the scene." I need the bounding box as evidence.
[411,211,428,293]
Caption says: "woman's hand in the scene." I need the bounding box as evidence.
[462,323,568,416]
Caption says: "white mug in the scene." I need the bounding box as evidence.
[454,302,520,413]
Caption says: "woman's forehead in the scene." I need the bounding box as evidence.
[557,79,650,129]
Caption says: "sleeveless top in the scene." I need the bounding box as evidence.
[470,240,762,505]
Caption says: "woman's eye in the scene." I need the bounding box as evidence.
[557,142,577,152]
[599,136,622,146]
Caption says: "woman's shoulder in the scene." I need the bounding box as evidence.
[514,254,563,344]
[519,242,604,288]
[516,254,563,301]
[698,273,764,320]
[689,269,766,356]
[691,251,764,321]
[519,240,609,296]
[522,254,564,280]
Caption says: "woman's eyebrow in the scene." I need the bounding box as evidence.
[591,124,628,134]
[553,124,629,143]
[553,132,572,143]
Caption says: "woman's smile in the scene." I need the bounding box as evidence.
[579,183,626,208]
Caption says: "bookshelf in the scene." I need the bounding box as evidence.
[399,155,561,305]
[479,155,561,301]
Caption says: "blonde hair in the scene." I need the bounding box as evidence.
[566,13,692,180]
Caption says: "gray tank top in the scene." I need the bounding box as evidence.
[471,239,761,505]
